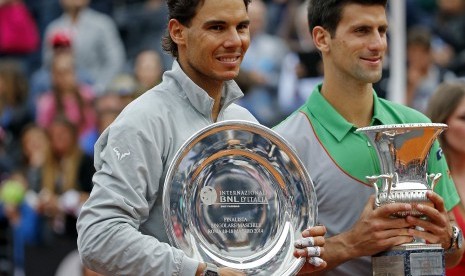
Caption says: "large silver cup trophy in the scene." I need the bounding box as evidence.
[163,120,318,275]
[356,123,448,276]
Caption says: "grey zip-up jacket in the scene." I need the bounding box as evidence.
[77,61,258,275]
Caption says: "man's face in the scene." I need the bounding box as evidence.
[176,0,250,88]
[327,4,388,84]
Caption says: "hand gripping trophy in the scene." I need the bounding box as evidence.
[356,123,448,276]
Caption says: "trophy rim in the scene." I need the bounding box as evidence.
[355,123,448,133]
[162,120,317,275]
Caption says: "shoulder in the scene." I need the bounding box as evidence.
[224,103,259,123]
[273,111,311,142]
[378,97,431,124]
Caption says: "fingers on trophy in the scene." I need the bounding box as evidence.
[294,226,326,267]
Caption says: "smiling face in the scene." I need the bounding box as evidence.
[171,0,250,91]
[322,3,388,84]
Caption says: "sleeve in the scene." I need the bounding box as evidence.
[76,122,199,276]
[429,141,460,211]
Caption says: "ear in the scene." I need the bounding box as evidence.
[312,26,330,53]
[168,19,186,46]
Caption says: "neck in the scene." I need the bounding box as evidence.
[321,75,374,128]
[211,89,222,122]
[191,76,223,122]
[177,58,224,122]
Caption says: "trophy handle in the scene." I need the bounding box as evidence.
[367,174,394,207]
[427,173,442,191]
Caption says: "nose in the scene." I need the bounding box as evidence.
[368,31,386,51]
[224,28,243,48]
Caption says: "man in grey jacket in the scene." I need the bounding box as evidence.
[77,0,325,275]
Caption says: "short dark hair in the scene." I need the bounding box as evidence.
[307,0,388,37]
[162,0,252,58]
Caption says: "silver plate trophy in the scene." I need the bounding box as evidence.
[356,123,448,276]
[163,120,317,275]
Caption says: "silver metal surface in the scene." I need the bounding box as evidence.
[356,123,447,217]
[163,120,317,275]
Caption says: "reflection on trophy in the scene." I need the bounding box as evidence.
[356,123,448,276]
[163,120,318,275]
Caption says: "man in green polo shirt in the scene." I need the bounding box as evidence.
[274,0,464,275]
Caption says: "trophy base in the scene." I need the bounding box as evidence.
[372,243,444,276]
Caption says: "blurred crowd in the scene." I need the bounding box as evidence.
[1,0,465,275]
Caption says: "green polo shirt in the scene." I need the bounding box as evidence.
[296,84,459,211]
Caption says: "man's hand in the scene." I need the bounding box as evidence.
[345,195,415,257]
[316,196,414,272]
[405,191,451,248]
[404,191,465,267]
[294,225,327,274]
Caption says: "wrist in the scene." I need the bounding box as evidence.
[198,262,219,276]
[326,232,359,266]
[195,263,207,276]
[446,225,463,253]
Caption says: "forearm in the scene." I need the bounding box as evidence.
[312,232,358,274]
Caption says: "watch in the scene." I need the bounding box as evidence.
[202,263,219,276]
[448,225,463,252]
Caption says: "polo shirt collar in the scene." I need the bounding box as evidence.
[169,60,244,119]
[306,84,386,142]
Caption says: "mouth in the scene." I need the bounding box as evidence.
[361,57,382,64]
[216,54,242,64]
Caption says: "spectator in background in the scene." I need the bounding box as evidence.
[80,78,130,156]
[0,0,40,74]
[431,0,465,76]
[43,0,125,95]
[0,60,34,173]
[263,0,294,36]
[20,124,50,194]
[0,173,42,275]
[29,31,94,115]
[275,0,307,52]
[36,50,97,151]
[133,49,164,97]
[37,116,94,241]
[106,74,138,107]
[278,1,323,115]
[426,81,465,276]
[114,0,171,70]
[236,0,289,127]
[406,25,456,113]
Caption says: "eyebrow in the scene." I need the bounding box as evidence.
[204,19,250,26]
